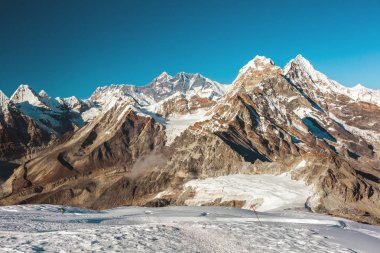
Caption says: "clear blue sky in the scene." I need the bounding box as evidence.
[1,0,379,98]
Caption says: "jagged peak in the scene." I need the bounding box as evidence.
[232,55,279,84]
[172,71,190,79]
[283,54,329,84]
[174,72,203,79]
[62,96,85,111]
[283,55,380,105]
[63,96,81,103]
[152,72,212,87]
[294,54,309,63]
[239,55,276,73]
[39,90,50,98]
[12,84,35,94]
[92,84,134,96]
[158,71,171,78]
[11,84,41,105]
[294,54,317,75]
[154,71,172,83]
[253,55,275,63]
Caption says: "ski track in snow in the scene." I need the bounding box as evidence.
[0,205,380,252]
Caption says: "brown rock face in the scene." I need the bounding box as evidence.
[299,155,380,225]
[0,102,52,161]
[155,94,216,118]
[0,86,89,174]
[0,103,166,208]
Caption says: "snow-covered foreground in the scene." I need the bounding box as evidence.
[0,205,379,252]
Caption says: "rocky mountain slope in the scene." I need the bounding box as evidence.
[1,55,379,224]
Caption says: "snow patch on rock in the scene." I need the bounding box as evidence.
[165,108,212,145]
[234,55,277,83]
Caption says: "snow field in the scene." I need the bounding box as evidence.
[0,205,380,252]
[184,174,313,211]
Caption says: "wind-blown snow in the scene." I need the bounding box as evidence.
[0,205,379,252]
[184,173,313,211]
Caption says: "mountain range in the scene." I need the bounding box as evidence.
[1,55,380,225]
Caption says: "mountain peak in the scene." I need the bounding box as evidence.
[39,90,50,98]
[253,55,275,63]
[159,71,170,77]
[351,83,367,90]
[283,54,330,84]
[233,55,279,84]
[63,96,87,112]
[284,54,314,71]
[174,71,194,79]
[11,84,41,105]
[155,71,172,83]
[238,55,276,74]
[294,54,309,63]
[64,96,81,104]
[244,55,275,69]
[294,54,315,73]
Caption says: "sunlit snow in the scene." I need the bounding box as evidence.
[184,173,313,211]
[0,205,379,252]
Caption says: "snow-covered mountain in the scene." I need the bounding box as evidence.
[88,72,230,119]
[10,84,45,107]
[61,96,92,113]
[90,72,229,108]
[347,83,380,106]
[0,72,228,161]
[1,56,380,226]
[142,72,229,102]
[10,85,84,135]
[284,54,380,106]
[0,85,91,162]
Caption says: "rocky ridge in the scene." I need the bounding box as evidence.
[1,55,380,224]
